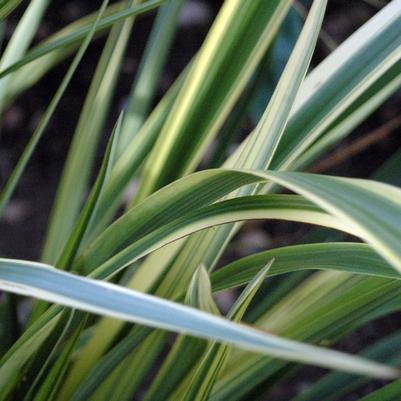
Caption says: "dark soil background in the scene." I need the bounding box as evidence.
[0,1,401,400]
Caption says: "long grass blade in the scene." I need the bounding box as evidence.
[211,242,399,293]
[0,0,164,80]
[135,0,291,200]
[118,0,185,153]
[41,5,134,264]
[0,258,398,379]
[182,262,272,401]
[0,0,50,111]
[292,329,401,401]
[0,0,111,218]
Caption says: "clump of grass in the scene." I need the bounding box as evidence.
[1,1,401,400]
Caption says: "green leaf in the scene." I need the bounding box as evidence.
[0,0,112,384]
[292,329,401,401]
[211,242,400,293]
[144,266,220,401]
[232,0,326,171]
[41,3,138,265]
[59,326,153,401]
[75,165,401,282]
[29,115,123,322]
[0,0,50,111]
[135,0,292,200]
[210,274,401,401]
[82,193,349,280]
[91,0,401,234]
[356,381,401,401]
[88,68,187,235]
[58,245,182,399]
[265,171,401,272]
[57,114,123,270]
[78,169,270,272]
[141,0,327,322]
[0,0,23,20]
[30,315,84,401]
[77,165,348,277]
[248,7,302,124]
[102,265,220,401]
[186,265,221,315]
[182,262,272,401]
[0,0,111,219]
[118,0,185,153]
[91,330,164,401]
[3,2,122,109]
[0,0,164,80]
[0,310,61,401]
[0,258,398,379]
[291,60,401,172]
[272,0,401,171]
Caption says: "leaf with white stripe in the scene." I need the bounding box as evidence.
[0,258,398,379]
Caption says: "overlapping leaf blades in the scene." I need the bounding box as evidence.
[0,257,398,379]
[1,0,401,400]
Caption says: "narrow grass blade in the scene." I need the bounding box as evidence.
[0,0,23,20]
[41,12,133,264]
[182,262,272,401]
[356,381,401,401]
[235,0,326,171]
[88,68,187,236]
[0,0,50,111]
[118,0,185,153]
[294,0,401,110]
[78,169,269,271]
[292,329,401,401]
[58,325,153,401]
[29,315,84,401]
[59,245,182,399]
[272,0,401,170]
[3,3,122,109]
[291,60,401,172]
[211,243,400,293]
[56,114,123,270]
[187,265,221,315]
[81,194,349,279]
[91,330,164,401]
[266,171,401,272]
[0,0,111,218]
[0,0,164,80]
[135,0,291,200]
[0,312,61,401]
[134,0,327,328]
[144,266,219,401]
[98,265,219,401]
[210,275,401,401]
[80,168,401,287]
[0,258,398,379]
[28,117,123,322]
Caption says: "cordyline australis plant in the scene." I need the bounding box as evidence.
[1,0,401,399]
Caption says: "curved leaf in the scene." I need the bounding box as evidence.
[83,194,349,279]
[266,171,401,272]
[211,242,400,293]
